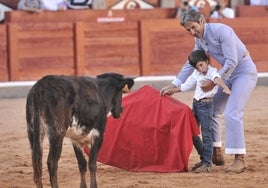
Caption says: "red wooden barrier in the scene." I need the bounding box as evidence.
[7,22,75,81]
[210,17,268,73]
[236,5,268,17]
[0,10,268,82]
[0,25,8,81]
[140,19,194,75]
[4,8,177,23]
[83,21,141,76]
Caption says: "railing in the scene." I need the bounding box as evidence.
[0,9,268,82]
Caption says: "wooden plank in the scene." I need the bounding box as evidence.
[74,22,86,76]
[5,8,177,23]
[14,22,75,80]
[236,5,268,17]
[210,17,268,72]
[19,55,74,81]
[254,61,268,72]
[7,24,19,81]
[0,24,8,81]
[84,64,140,77]
[16,23,74,61]
[209,17,268,43]
[3,16,268,81]
[247,44,268,72]
[140,19,194,75]
[20,57,74,70]
[18,37,74,51]
[83,21,140,76]
[20,67,74,81]
[140,19,152,75]
[19,48,73,58]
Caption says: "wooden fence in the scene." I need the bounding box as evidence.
[4,8,177,23]
[1,9,268,82]
[209,17,268,72]
[236,5,268,17]
[0,24,8,81]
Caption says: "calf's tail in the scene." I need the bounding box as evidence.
[26,92,43,187]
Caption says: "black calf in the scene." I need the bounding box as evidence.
[26,73,134,188]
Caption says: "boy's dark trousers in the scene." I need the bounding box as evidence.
[193,135,203,160]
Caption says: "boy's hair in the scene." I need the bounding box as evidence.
[188,50,209,68]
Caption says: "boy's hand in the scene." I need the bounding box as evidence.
[160,84,176,96]
[223,87,231,95]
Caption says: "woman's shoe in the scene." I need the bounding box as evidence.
[212,147,225,166]
[225,154,246,173]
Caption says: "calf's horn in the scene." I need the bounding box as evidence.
[122,84,130,93]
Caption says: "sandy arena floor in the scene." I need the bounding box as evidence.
[0,86,267,188]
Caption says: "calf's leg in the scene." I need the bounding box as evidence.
[88,137,103,188]
[73,145,88,188]
[47,134,64,188]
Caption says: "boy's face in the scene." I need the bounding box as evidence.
[195,61,209,75]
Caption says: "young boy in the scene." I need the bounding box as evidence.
[161,50,231,173]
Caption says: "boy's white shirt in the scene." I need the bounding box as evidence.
[180,65,221,101]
